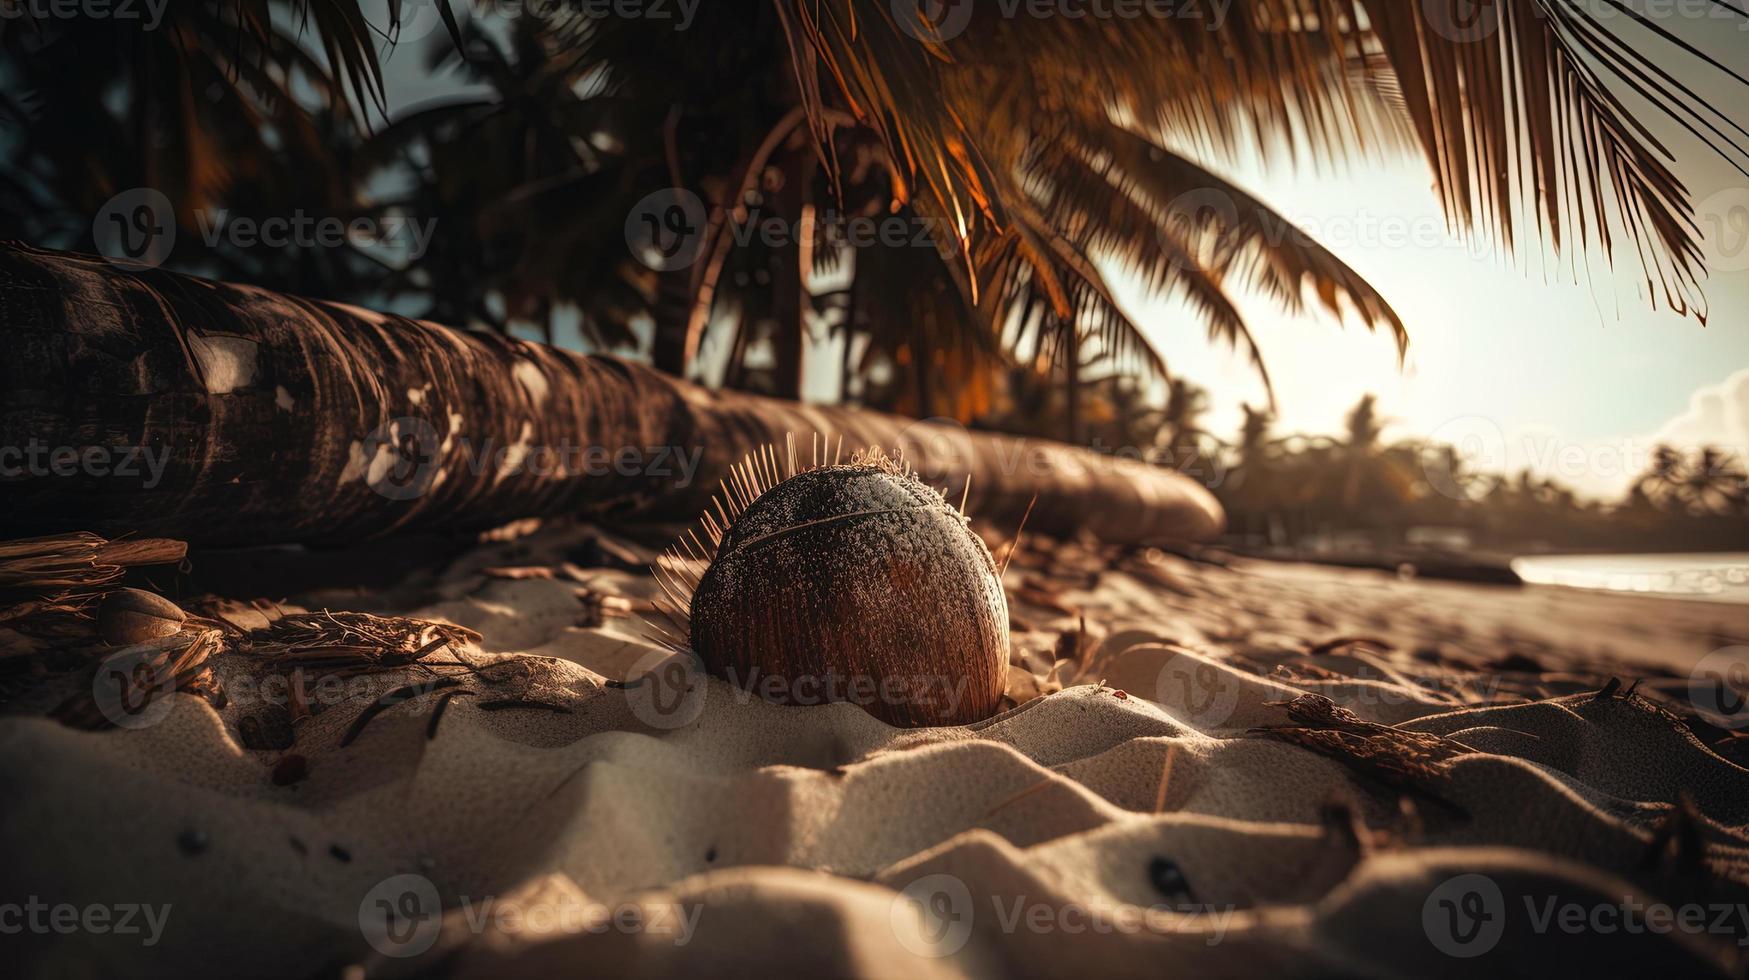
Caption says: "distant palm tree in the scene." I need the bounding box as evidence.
[1160,379,1211,455]
[1636,445,1690,513]
[1681,447,1748,516]
[1221,403,1289,538]
[1310,395,1416,515]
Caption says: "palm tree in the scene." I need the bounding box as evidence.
[1635,445,1689,513]
[8,1,1743,417]
[1680,447,1749,516]
[1221,403,1289,540]
[1306,395,1417,519]
[0,242,1227,547]
[1160,379,1212,457]
[775,0,1737,393]
[0,1,383,285]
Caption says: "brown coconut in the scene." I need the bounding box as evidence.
[687,462,1009,727]
[97,587,186,646]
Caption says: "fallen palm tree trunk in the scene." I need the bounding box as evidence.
[0,243,1223,547]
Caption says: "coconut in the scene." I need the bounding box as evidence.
[97,587,187,646]
[682,457,1009,727]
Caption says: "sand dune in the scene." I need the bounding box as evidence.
[5,521,1749,977]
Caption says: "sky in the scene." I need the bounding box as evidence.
[359,1,1749,501]
[1113,9,1749,500]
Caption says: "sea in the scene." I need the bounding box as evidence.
[1511,553,1749,605]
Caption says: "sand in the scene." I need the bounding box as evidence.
[5,520,1749,978]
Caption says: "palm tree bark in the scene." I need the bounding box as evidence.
[0,243,1224,548]
[649,267,692,377]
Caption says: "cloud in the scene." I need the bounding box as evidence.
[1655,369,1749,456]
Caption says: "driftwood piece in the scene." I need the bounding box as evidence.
[0,243,1224,547]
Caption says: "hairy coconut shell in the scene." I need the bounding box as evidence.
[97,587,186,646]
[688,464,1009,727]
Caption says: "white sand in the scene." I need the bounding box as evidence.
[4,523,1748,977]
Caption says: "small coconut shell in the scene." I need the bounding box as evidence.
[689,464,1009,727]
[98,588,187,646]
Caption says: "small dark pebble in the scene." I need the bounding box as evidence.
[1147,856,1194,904]
[329,844,352,863]
[238,704,296,751]
[705,846,717,863]
[1490,651,1545,673]
[271,754,308,786]
[177,830,209,856]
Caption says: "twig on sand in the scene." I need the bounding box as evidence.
[340,678,463,748]
[1251,694,1470,815]
[1152,743,1179,814]
[425,690,476,741]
